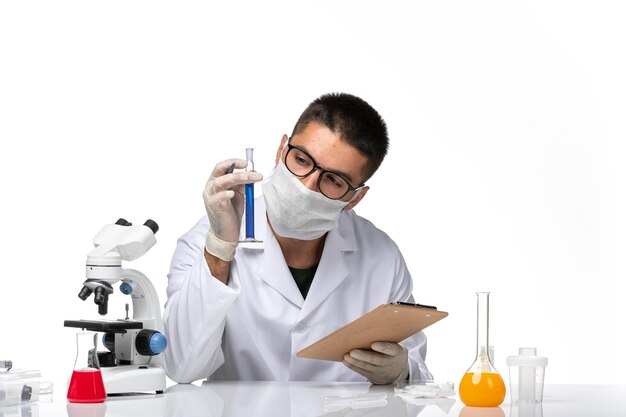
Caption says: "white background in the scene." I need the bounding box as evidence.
[1,1,624,386]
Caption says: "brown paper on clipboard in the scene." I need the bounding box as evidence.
[296,304,448,361]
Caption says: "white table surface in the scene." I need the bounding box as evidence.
[4,381,625,417]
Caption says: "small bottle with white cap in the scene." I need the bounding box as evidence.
[506,347,548,404]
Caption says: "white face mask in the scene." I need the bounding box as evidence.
[262,160,358,240]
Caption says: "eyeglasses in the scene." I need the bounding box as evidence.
[284,140,365,200]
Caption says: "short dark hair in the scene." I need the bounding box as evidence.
[291,93,389,182]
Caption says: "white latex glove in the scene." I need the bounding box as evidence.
[343,342,409,385]
[203,158,263,261]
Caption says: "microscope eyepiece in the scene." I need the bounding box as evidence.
[115,218,132,226]
[78,286,93,301]
[143,219,159,234]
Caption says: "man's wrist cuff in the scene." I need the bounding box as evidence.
[395,363,410,383]
[205,228,238,261]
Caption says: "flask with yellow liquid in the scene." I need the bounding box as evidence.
[459,292,506,407]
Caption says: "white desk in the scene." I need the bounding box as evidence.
[5,382,625,417]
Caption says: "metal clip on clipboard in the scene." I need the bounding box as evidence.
[393,301,438,310]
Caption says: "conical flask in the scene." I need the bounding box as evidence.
[459,292,506,407]
[67,331,106,403]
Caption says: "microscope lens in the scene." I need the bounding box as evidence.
[78,286,93,300]
[98,299,108,316]
[94,287,106,305]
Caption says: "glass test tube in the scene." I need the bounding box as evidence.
[243,148,260,242]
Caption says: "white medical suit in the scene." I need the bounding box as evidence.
[162,196,432,383]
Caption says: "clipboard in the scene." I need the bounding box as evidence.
[296,302,448,361]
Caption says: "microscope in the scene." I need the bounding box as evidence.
[64,218,167,394]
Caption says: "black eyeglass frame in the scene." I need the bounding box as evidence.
[283,139,366,200]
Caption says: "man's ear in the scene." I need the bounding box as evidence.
[275,134,289,165]
[343,186,369,212]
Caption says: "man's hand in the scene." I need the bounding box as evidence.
[203,159,263,261]
[343,342,409,385]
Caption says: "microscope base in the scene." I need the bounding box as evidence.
[101,365,166,395]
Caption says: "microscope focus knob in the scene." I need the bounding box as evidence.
[120,282,133,295]
[135,330,167,356]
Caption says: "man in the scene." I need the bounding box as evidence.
[162,93,432,384]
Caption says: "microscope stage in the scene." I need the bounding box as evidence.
[64,319,143,333]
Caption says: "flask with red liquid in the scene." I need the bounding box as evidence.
[67,331,106,403]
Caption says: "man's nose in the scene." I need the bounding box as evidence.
[300,169,321,192]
